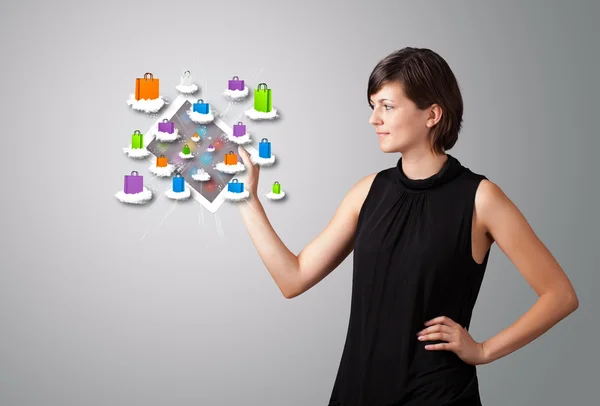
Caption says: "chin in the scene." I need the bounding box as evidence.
[379,141,404,154]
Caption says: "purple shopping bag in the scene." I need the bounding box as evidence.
[158,119,174,134]
[228,76,244,91]
[124,171,144,194]
[233,121,246,137]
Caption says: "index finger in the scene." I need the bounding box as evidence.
[424,316,458,327]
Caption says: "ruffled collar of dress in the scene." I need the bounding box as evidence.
[396,154,464,191]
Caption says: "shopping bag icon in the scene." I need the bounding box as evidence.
[224,151,238,165]
[259,138,271,158]
[156,154,168,167]
[124,171,144,194]
[181,70,193,86]
[228,76,244,91]
[272,181,281,194]
[131,130,144,149]
[193,99,210,114]
[172,173,185,193]
[228,179,243,193]
[158,119,174,134]
[254,83,272,112]
[233,121,246,137]
[182,144,191,155]
[135,72,159,100]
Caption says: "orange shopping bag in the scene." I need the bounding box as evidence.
[224,151,237,165]
[135,72,160,100]
[156,154,168,167]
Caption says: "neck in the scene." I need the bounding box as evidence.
[400,151,448,180]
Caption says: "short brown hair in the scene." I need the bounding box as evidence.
[368,47,463,155]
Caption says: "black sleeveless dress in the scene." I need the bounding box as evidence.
[329,154,491,406]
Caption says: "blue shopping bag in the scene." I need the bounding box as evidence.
[228,179,243,193]
[193,99,210,114]
[259,138,271,158]
[172,173,185,193]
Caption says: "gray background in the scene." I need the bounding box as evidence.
[0,0,597,405]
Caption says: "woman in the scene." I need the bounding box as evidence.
[237,47,579,405]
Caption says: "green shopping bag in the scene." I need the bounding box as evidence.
[131,130,144,149]
[272,181,281,194]
[182,144,191,155]
[254,83,272,112]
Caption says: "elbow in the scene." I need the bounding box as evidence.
[283,288,300,299]
[568,291,579,312]
[558,288,579,314]
[282,285,300,300]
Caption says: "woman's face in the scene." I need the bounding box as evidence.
[368,81,433,154]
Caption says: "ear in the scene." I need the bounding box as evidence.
[426,104,443,128]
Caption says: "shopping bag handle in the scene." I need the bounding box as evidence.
[143,72,154,80]
[261,138,269,142]
[196,99,204,104]
[257,83,268,90]
[232,76,239,80]
[231,179,238,183]
[133,130,141,135]
[130,171,139,176]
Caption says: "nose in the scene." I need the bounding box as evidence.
[369,109,382,126]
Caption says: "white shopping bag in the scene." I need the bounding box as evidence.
[181,70,193,86]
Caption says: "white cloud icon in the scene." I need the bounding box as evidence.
[126,95,167,113]
[176,83,199,94]
[178,151,194,159]
[224,189,250,201]
[165,187,191,200]
[224,132,252,145]
[123,147,151,159]
[148,164,176,177]
[251,153,276,167]
[115,187,153,204]
[215,161,245,174]
[244,107,279,120]
[265,190,286,200]
[155,128,181,142]
[223,86,249,101]
[187,109,215,124]
[192,171,211,181]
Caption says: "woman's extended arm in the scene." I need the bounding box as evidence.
[237,146,375,298]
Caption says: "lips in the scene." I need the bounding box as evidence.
[377,132,389,137]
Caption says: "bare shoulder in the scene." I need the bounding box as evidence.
[474,179,521,236]
[348,173,378,209]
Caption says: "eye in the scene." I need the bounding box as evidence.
[384,105,393,110]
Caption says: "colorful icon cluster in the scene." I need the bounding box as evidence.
[134,72,274,113]
[125,71,281,201]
